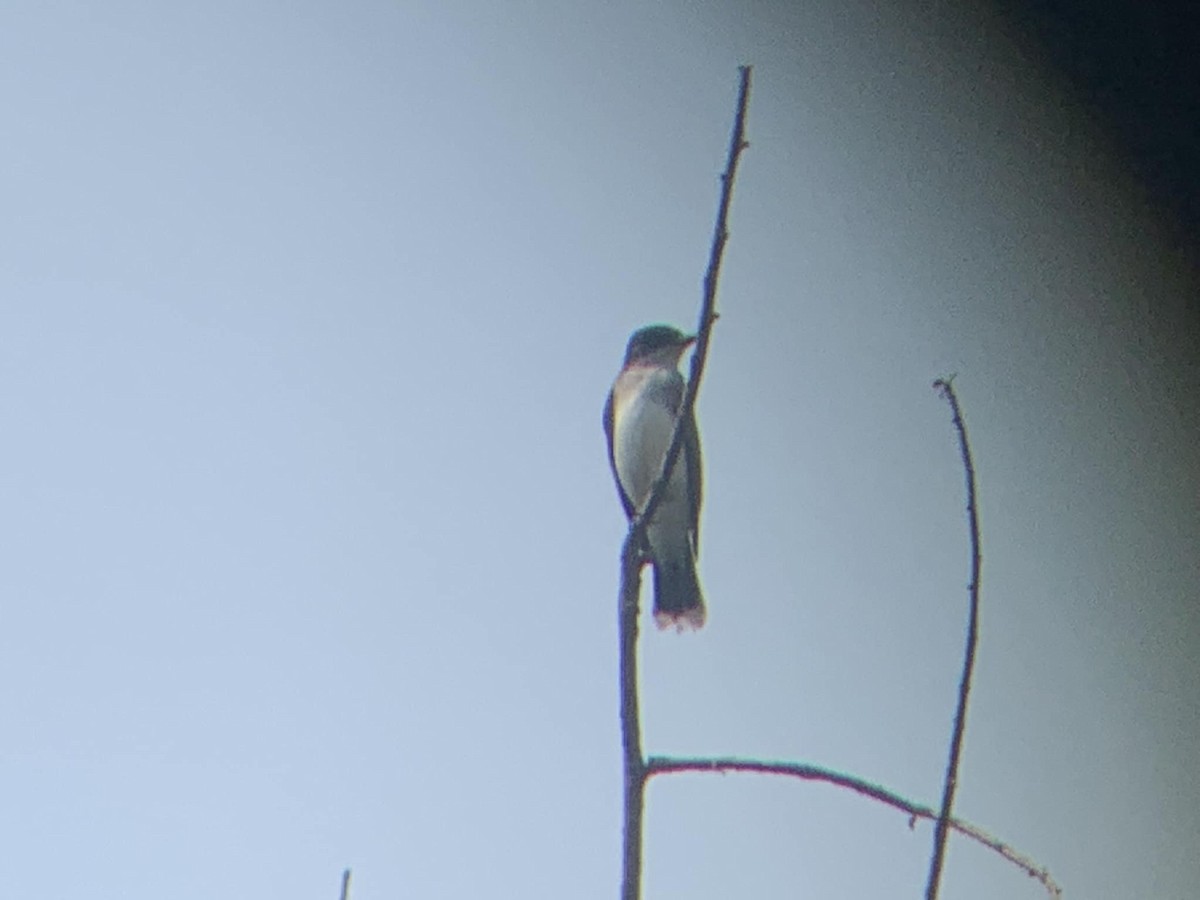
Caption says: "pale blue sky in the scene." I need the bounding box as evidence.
[2,1,1197,898]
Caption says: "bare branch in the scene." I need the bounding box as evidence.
[631,64,752,538]
[926,377,985,899]
[646,757,1060,898]
[619,65,752,900]
[618,541,646,900]
[339,869,351,900]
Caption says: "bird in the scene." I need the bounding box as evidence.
[604,324,705,631]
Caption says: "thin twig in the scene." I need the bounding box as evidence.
[926,377,984,899]
[339,869,351,900]
[619,65,752,900]
[645,757,1060,898]
[632,67,751,538]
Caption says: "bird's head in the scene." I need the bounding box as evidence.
[622,324,696,368]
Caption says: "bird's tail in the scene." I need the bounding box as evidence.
[652,554,705,631]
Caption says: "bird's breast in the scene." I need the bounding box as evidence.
[611,372,686,510]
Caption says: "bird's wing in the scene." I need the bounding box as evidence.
[603,388,636,520]
[660,374,703,557]
[684,407,703,557]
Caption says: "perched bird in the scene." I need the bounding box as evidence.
[604,324,705,630]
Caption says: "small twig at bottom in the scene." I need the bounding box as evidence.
[645,757,1061,898]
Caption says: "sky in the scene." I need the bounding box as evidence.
[1,1,1198,898]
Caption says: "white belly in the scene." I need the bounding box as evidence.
[612,380,688,516]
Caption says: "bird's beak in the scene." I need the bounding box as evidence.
[681,334,697,347]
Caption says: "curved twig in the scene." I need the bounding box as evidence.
[926,377,984,899]
[646,757,1060,898]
